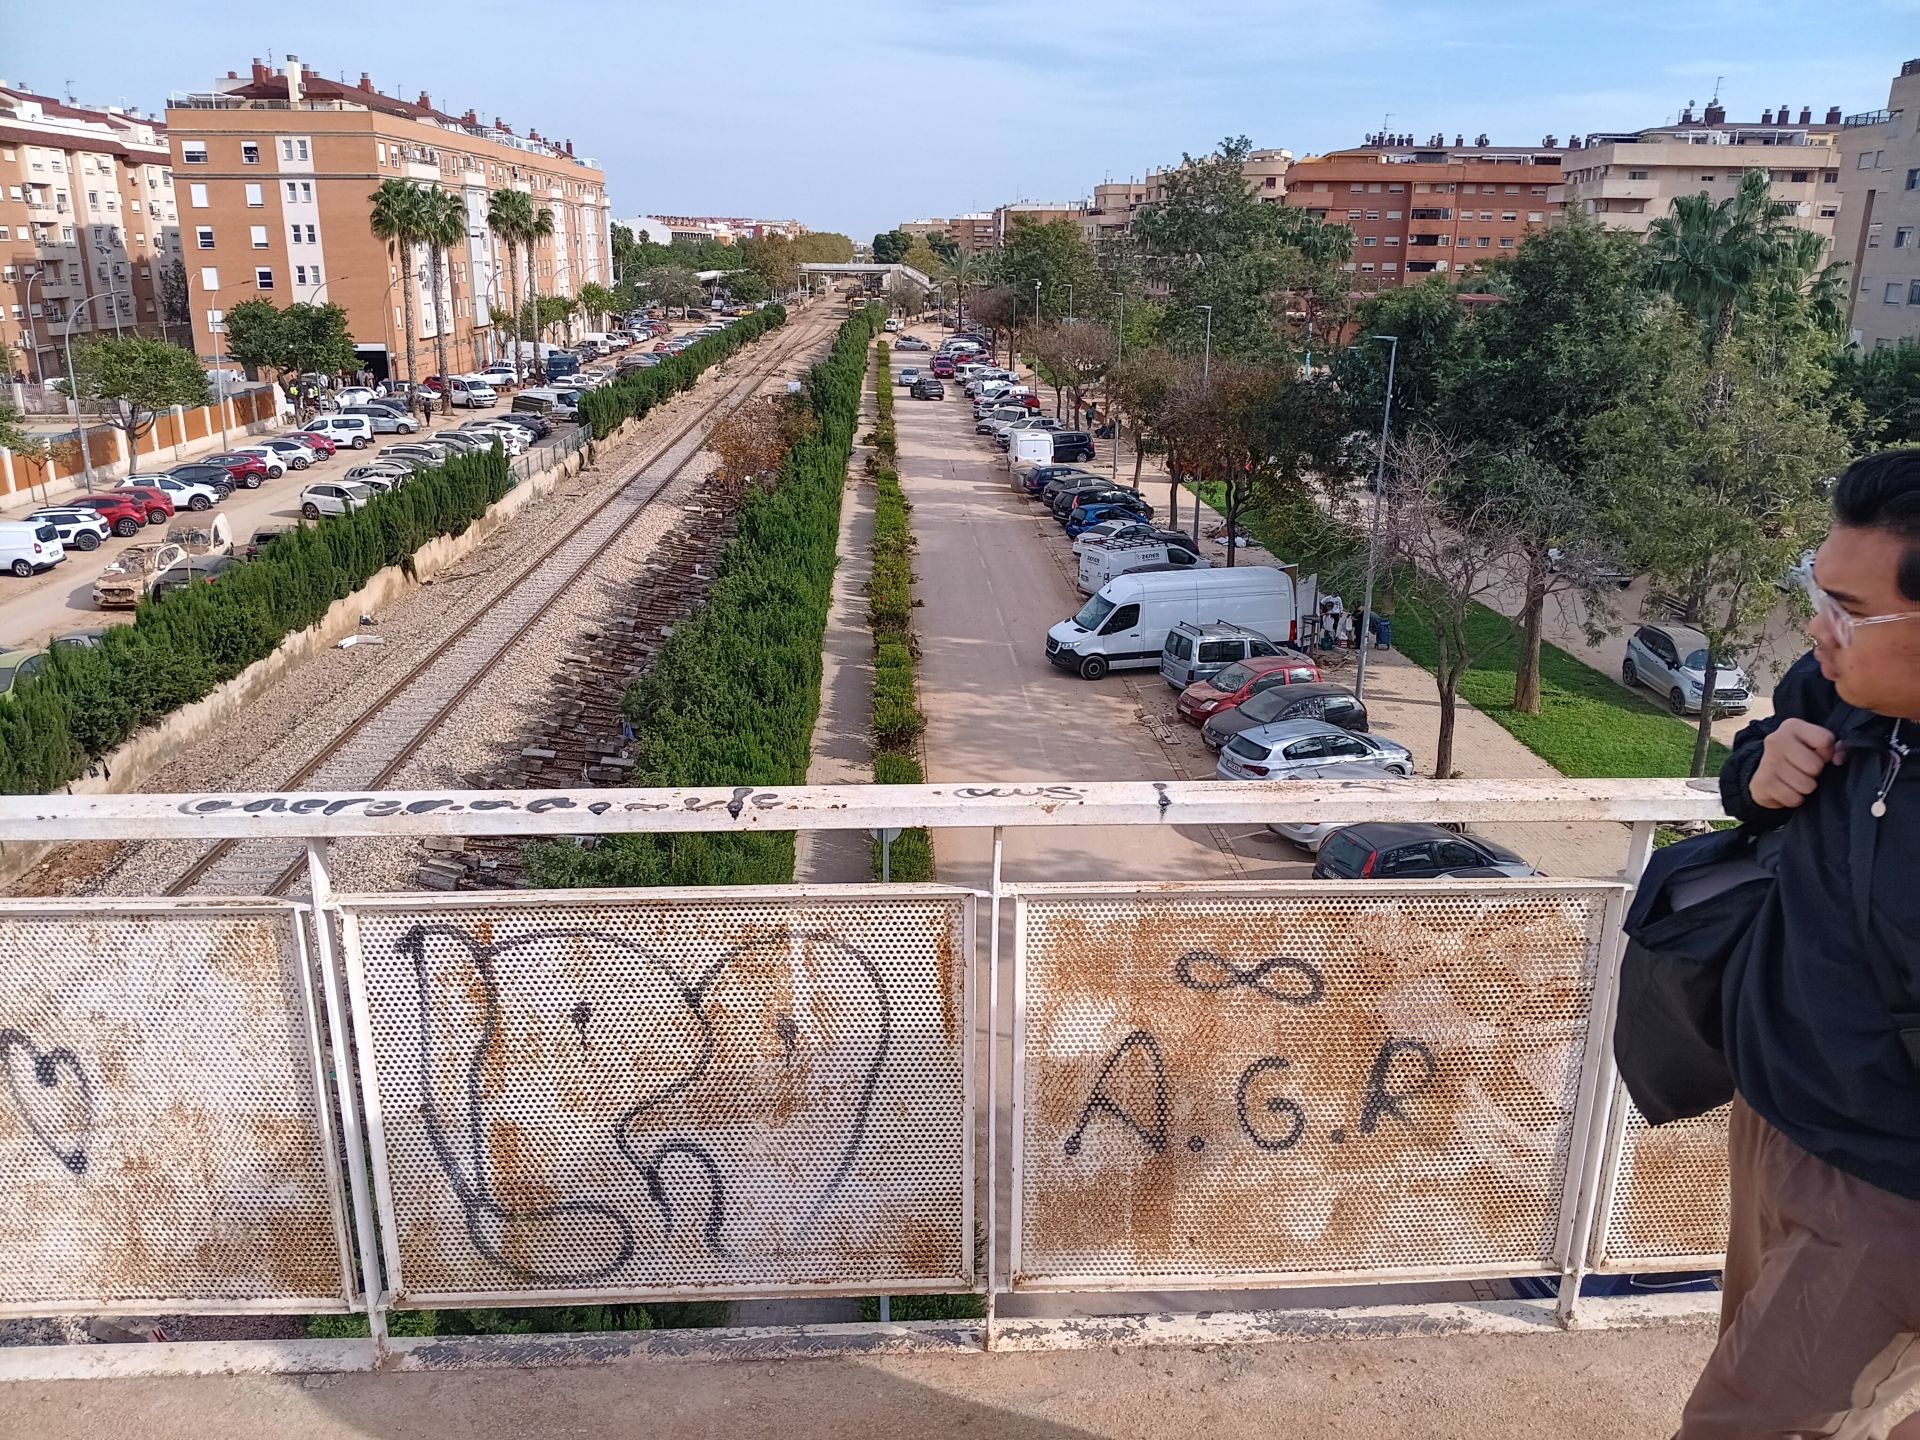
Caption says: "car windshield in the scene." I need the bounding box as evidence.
[1211,663,1253,692]
[0,664,16,690]
[1073,594,1116,631]
[1681,648,1731,672]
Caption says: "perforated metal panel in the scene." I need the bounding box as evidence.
[340,887,973,1302]
[1011,882,1622,1290]
[1589,1094,1729,1271]
[0,902,352,1314]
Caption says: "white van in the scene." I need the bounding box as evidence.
[1046,565,1296,680]
[580,332,613,355]
[447,376,498,408]
[301,414,376,449]
[1,519,68,578]
[1078,540,1211,594]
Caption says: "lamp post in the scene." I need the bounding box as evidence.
[62,289,134,491]
[24,268,50,383]
[1109,290,1123,484]
[205,290,233,454]
[1353,333,1399,704]
[1192,304,1213,544]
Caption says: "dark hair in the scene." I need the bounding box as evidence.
[1834,448,1920,600]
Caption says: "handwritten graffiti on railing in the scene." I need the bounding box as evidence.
[0,1027,95,1177]
[347,895,971,1298]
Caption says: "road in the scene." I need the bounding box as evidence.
[0,406,575,653]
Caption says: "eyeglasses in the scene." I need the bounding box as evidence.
[1802,575,1920,649]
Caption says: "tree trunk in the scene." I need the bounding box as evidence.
[430,247,451,418]
[1435,673,1460,781]
[1511,549,1550,715]
[506,241,522,383]
[1691,659,1719,778]
[399,255,420,418]
[526,244,541,383]
[1131,429,1145,488]
[1166,457,1181,530]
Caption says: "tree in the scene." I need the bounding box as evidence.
[66,336,209,479]
[577,282,618,328]
[1333,281,1464,437]
[369,179,429,401]
[1589,320,1852,775]
[927,232,959,263]
[220,297,288,379]
[1029,321,1111,422]
[706,393,816,491]
[871,229,911,265]
[1645,170,1782,361]
[1106,347,1181,504]
[887,271,928,318]
[488,188,534,380]
[524,205,555,380]
[791,232,855,265]
[968,285,1018,366]
[419,186,466,414]
[738,234,798,296]
[218,300,354,407]
[996,218,1101,329]
[156,258,190,343]
[639,265,703,317]
[1831,337,1920,448]
[900,236,942,279]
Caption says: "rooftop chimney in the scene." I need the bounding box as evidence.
[1799,106,1812,125]
[463,108,477,126]
[250,59,269,84]
[1704,100,1726,125]
[565,139,573,157]
[1681,105,1693,123]
[285,55,303,105]
[359,72,373,92]
[1826,106,1842,125]
[1455,133,1464,146]
[1544,134,1558,148]
[227,70,238,80]
[1780,102,1790,124]
[417,91,432,111]
[1761,109,1774,125]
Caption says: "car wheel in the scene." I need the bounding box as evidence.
[353,436,369,449]
[146,511,167,526]
[292,456,310,470]
[8,557,34,577]
[189,495,211,511]
[1078,654,1109,681]
[75,531,100,551]
[243,475,262,489]
[114,518,140,537]
[302,502,321,520]
[1669,688,1689,715]
[1388,763,1411,777]
[268,466,284,478]
[1621,659,1638,687]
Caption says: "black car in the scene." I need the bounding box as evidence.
[244,526,294,561]
[1064,489,1154,525]
[497,412,552,440]
[910,378,946,399]
[1050,481,1144,519]
[1021,464,1100,496]
[1200,681,1369,752]
[152,555,245,598]
[1052,430,1097,463]
[1312,823,1538,880]
[163,462,236,498]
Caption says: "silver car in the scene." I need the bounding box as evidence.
[1266,765,1419,852]
[1215,717,1414,783]
[1621,622,1753,715]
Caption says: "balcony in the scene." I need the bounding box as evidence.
[1845,109,1894,128]
[0,776,1728,1382]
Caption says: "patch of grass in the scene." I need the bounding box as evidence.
[857,1293,986,1322]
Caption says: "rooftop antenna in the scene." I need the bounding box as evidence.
[63,77,76,104]
[1711,76,1722,106]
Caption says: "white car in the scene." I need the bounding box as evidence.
[119,474,222,512]
[25,507,112,553]
[344,464,412,490]
[299,481,373,519]
[478,366,518,388]
[333,387,379,409]
[259,436,326,469]
[456,422,528,455]
[225,445,288,478]
[446,376,498,408]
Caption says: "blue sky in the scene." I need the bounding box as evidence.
[12,0,1920,240]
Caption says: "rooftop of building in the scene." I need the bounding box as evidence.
[166,55,599,171]
[0,82,169,158]
[1581,101,1845,148]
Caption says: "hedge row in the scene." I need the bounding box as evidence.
[0,448,514,795]
[867,342,934,882]
[578,304,786,439]
[526,305,887,888]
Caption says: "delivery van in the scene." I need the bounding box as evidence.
[1077,539,1211,594]
[1045,565,1296,680]
[0,519,67,578]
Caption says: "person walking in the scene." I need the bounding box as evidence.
[1675,448,1920,1439]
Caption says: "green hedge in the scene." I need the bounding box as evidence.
[527,305,886,887]
[0,448,513,795]
[578,304,786,439]
[866,341,935,883]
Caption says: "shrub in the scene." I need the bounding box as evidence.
[578,305,785,439]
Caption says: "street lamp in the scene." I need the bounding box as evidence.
[62,289,134,491]
[1353,333,1399,704]
[1109,290,1124,483]
[1192,304,1213,544]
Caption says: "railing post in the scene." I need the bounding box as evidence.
[984,825,1004,1353]
[305,838,390,1358]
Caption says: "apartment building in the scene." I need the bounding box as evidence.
[1082,147,1292,240]
[0,83,181,382]
[1284,137,1564,288]
[1558,101,1845,245]
[993,202,1092,246]
[1834,60,1920,351]
[166,56,610,382]
[897,213,995,253]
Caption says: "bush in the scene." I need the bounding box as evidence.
[526,306,886,888]
[304,1298,732,1339]
[0,448,512,795]
[578,305,785,439]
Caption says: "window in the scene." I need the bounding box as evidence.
[255,267,274,290]
[249,226,269,249]
[1362,235,1377,247]
[1858,151,1877,170]
[1368,182,1382,193]
[1360,261,1375,272]
[1386,210,1402,220]
[188,183,208,208]
[1388,183,1403,193]
[1479,210,1493,221]
[1820,205,1840,219]
[1530,184,1548,196]
[1477,235,1490,248]
[0,227,7,241]
[241,142,260,165]
[285,181,298,202]
[1384,235,1400,246]
[1499,237,1516,248]
[1501,211,1517,222]
[295,264,309,285]
[1911,281,1920,305]
[1900,229,1916,249]
[130,198,142,214]
[1527,211,1544,223]
[199,266,219,291]
[304,224,316,243]
[280,139,294,160]
[196,226,214,249]
[1311,181,1327,192]
[1700,174,1716,182]
[1382,262,1398,272]
[1347,208,1362,220]
[1790,170,1810,184]
[297,139,309,160]
[1365,210,1379,220]
[86,189,98,208]
[181,141,207,164]
[289,223,302,246]
[1909,169,1920,191]
[1350,183,1364,193]
[1462,184,1478,195]
[245,183,263,207]
[300,182,312,203]
[1870,223,1884,247]
[1887,282,1904,303]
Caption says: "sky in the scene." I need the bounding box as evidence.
[11,0,1920,240]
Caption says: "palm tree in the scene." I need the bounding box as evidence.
[486,188,532,381]
[1645,169,1783,358]
[524,206,555,380]
[419,187,466,416]
[368,179,429,407]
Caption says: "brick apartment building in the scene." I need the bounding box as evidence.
[1834,60,1920,351]
[0,83,182,383]
[1283,135,1565,289]
[1082,147,1292,241]
[165,56,610,382]
[898,213,996,253]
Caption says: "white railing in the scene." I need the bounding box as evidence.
[0,779,1728,1370]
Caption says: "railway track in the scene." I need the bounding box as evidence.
[148,309,837,899]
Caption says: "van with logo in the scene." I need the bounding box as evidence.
[1046,565,1296,681]
[0,519,69,577]
[1078,539,1211,594]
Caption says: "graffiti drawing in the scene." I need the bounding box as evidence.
[0,1027,94,1177]
[1063,1030,1169,1157]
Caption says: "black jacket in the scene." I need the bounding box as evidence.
[1719,649,1920,1199]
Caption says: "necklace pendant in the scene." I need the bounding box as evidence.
[1873,798,1888,818]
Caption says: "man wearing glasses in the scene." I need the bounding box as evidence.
[1678,449,1920,1438]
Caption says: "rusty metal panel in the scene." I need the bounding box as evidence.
[0,902,352,1314]
[1011,882,1622,1290]
[1589,1095,1729,1272]
[339,887,973,1303]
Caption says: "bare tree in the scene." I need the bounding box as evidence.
[1105,347,1183,522]
[1029,321,1112,423]
[967,286,1017,366]
[706,395,817,496]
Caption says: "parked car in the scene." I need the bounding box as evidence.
[300,481,373,519]
[1621,622,1754,715]
[344,463,414,489]
[284,431,337,458]
[1073,519,1197,556]
[244,525,293,560]
[0,647,47,698]
[1312,822,1538,880]
[898,367,923,387]
[382,443,451,467]
[332,386,379,409]
[95,485,175,527]
[1218,718,1414,784]
[1077,538,1211,594]
[977,406,1030,435]
[897,336,931,351]
[995,416,1064,449]
[152,554,245,598]
[224,444,288,477]
[1159,620,1287,690]
[1066,498,1154,536]
[911,378,946,399]
[258,437,322,470]
[1177,652,1324,725]
[65,493,151,537]
[92,539,184,606]
[49,627,107,650]
[158,462,238,498]
[121,473,222,512]
[1019,464,1100,497]
[1051,430,1098,463]
[515,388,577,422]
[497,413,552,440]
[930,357,956,379]
[1049,567,1297,681]
[343,404,420,434]
[0,519,68,576]
[302,415,376,450]
[478,364,520,388]
[1264,767,1416,853]
[1050,480,1143,519]
[25,507,112,553]
[1201,681,1370,753]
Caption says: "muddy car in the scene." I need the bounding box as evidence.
[92,541,187,608]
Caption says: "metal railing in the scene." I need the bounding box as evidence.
[0,778,1728,1362]
[509,422,589,484]
[1846,110,1894,128]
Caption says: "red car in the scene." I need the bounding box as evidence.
[95,485,176,528]
[204,452,274,487]
[654,341,670,353]
[930,357,956,378]
[66,493,151,538]
[285,431,337,458]
[1175,652,1324,725]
